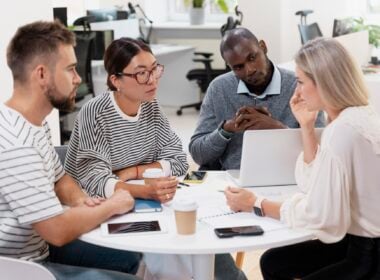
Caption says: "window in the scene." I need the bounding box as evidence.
[368,0,380,13]
[168,0,237,22]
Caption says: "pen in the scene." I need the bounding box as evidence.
[178,182,190,187]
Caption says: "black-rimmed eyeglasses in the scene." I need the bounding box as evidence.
[116,64,164,85]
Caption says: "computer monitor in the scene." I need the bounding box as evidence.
[332,18,353,37]
[87,9,118,22]
[53,7,67,26]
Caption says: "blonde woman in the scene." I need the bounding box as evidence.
[225,38,380,279]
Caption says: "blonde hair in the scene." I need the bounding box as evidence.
[295,37,368,110]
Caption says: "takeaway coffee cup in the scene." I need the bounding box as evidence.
[142,168,165,185]
[173,199,198,235]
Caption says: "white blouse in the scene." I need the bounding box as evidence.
[280,106,380,243]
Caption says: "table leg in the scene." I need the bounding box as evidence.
[191,254,215,280]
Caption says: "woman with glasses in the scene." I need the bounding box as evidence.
[65,37,188,202]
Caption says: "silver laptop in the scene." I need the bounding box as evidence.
[227,128,323,187]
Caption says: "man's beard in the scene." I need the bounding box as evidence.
[45,82,76,112]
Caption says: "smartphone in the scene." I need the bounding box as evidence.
[107,221,161,235]
[214,225,264,238]
[183,171,207,183]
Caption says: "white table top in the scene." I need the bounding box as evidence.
[80,172,314,255]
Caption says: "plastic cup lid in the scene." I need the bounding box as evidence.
[142,168,165,178]
[173,199,198,211]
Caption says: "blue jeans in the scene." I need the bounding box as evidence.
[40,240,141,280]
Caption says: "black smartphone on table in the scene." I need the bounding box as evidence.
[183,171,207,183]
[214,225,264,238]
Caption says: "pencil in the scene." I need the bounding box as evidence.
[178,182,190,187]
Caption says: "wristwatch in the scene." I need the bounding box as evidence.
[218,120,234,139]
[253,196,265,217]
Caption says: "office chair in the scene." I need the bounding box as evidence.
[0,256,56,280]
[55,145,68,165]
[176,53,227,116]
[59,17,96,144]
[176,6,243,116]
[295,10,323,44]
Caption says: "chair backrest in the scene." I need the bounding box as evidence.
[73,31,96,100]
[295,10,323,45]
[55,145,68,165]
[0,256,56,280]
[220,5,243,37]
[298,23,323,44]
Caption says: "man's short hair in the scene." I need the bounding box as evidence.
[7,20,75,83]
[220,27,259,58]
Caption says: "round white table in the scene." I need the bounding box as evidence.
[81,172,314,280]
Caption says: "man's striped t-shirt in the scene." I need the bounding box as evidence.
[0,104,64,261]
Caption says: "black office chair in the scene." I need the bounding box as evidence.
[295,10,323,44]
[176,6,243,116]
[54,145,68,165]
[59,17,96,144]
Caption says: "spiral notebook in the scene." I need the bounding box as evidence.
[198,204,286,231]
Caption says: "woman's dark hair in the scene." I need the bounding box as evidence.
[104,37,152,90]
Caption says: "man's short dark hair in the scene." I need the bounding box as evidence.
[7,20,75,83]
[220,27,259,58]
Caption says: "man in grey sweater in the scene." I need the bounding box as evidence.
[189,27,324,170]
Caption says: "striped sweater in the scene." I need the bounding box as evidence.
[0,104,64,261]
[65,92,188,198]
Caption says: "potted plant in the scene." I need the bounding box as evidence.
[184,0,231,25]
[349,17,380,48]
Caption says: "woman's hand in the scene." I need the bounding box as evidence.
[145,176,178,203]
[108,189,135,215]
[290,91,318,128]
[225,186,256,212]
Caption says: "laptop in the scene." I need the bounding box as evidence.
[227,128,323,187]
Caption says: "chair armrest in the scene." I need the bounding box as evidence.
[193,58,213,63]
[194,52,214,59]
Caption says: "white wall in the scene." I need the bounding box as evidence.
[0,0,60,145]
[239,0,368,64]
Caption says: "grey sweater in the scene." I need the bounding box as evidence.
[189,68,325,170]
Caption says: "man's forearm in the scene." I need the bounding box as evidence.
[55,174,87,206]
[189,130,229,165]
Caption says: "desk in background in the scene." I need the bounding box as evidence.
[150,22,221,41]
[80,171,313,280]
[92,44,199,107]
